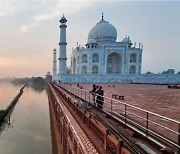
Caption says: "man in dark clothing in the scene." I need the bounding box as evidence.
[90,84,96,105]
[96,86,104,109]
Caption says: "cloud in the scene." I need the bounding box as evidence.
[15,0,96,33]
[19,25,28,33]
[0,1,17,17]
[34,1,95,22]
[1,0,111,33]
[0,0,106,33]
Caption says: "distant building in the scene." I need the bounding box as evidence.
[70,15,143,75]
[45,72,52,82]
[52,15,180,84]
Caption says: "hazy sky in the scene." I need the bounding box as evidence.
[0,0,180,78]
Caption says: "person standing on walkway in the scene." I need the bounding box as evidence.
[96,86,104,109]
[90,84,96,105]
[94,85,99,106]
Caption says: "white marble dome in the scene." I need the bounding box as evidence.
[86,38,97,45]
[88,19,117,42]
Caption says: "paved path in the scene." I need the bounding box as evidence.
[75,83,180,121]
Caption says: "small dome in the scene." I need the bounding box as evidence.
[86,38,97,45]
[88,19,117,43]
[61,16,66,20]
[60,15,67,23]
[122,36,131,43]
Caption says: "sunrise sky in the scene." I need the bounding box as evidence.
[0,0,180,78]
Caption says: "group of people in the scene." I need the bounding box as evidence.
[90,84,104,109]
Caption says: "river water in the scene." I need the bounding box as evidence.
[0,82,52,154]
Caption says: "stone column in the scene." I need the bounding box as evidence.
[52,48,57,81]
[59,15,67,76]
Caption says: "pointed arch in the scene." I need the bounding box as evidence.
[130,53,137,63]
[92,65,98,74]
[81,66,87,74]
[107,52,122,74]
[129,65,136,74]
[92,53,99,63]
[82,54,87,63]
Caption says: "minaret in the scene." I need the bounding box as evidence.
[58,15,67,75]
[52,48,57,81]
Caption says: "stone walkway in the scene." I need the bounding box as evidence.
[79,83,180,121]
[73,83,180,142]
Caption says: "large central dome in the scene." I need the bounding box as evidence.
[88,19,117,43]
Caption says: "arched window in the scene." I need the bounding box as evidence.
[92,65,98,74]
[130,53,136,63]
[81,54,87,63]
[81,66,87,74]
[129,65,136,74]
[92,54,99,63]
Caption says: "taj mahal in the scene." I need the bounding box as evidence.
[70,14,142,75]
[52,15,180,84]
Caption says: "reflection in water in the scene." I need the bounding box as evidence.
[0,84,24,135]
[12,82,46,93]
[27,79,46,93]
[0,109,12,136]
[0,82,52,154]
[0,83,22,109]
[10,76,46,93]
[27,84,45,93]
[0,119,13,136]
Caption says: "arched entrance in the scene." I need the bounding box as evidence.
[107,52,122,74]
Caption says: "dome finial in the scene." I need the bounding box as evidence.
[102,12,104,20]
[60,14,67,23]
